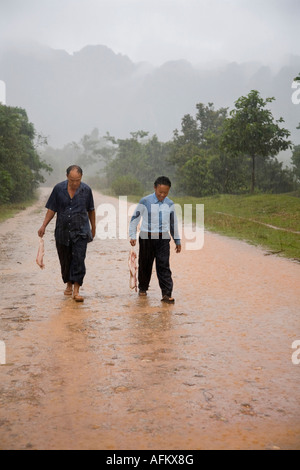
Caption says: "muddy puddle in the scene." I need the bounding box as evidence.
[0,188,299,450]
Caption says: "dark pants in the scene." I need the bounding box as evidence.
[56,238,88,286]
[138,236,173,297]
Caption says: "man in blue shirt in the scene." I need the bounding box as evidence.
[38,165,96,302]
[129,176,181,304]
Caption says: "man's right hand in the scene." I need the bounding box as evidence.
[38,225,46,238]
[37,210,55,238]
[130,239,136,247]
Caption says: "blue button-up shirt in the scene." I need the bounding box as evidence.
[129,193,181,245]
[46,180,95,246]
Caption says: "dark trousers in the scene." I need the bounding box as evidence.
[56,238,88,286]
[138,237,173,297]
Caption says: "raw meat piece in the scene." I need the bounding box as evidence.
[128,248,137,291]
[36,237,45,269]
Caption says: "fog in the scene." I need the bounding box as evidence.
[0,0,299,67]
[0,0,299,165]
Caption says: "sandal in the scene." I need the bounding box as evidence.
[161,295,175,304]
[139,290,147,297]
[64,287,73,296]
[73,294,84,303]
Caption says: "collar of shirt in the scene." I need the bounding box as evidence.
[152,193,164,205]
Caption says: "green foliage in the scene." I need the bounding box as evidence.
[0,169,13,203]
[170,102,244,195]
[39,90,297,200]
[292,145,300,182]
[105,132,174,192]
[0,104,51,204]
[221,90,292,193]
[111,175,143,196]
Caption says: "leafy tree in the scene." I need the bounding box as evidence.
[105,131,173,193]
[170,103,232,194]
[105,131,148,187]
[0,104,51,203]
[179,153,217,197]
[111,175,143,196]
[196,102,228,151]
[256,157,295,193]
[143,135,174,188]
[221,90,292,193]
[292,145,300,183]
[173,114,200,149]
[208,152,249,194]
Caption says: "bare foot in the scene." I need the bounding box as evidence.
[64,283,73,296]
[73,283,84,302]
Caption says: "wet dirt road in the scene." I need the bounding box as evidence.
[0,188,299,450]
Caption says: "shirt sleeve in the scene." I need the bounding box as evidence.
[170,204,181,245]
[86,188,95,212]
[129,200,145,240]
[45,186,58,213]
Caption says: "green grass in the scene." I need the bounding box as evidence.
[172,193,300,260]
[0,197,38,223]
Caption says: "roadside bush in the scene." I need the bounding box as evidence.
[0,169,13,203]
[111,175,143,196]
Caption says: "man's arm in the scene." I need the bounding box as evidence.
[129,202,145,246]
[88,209,96,239]
[170,206,182,253]
[38,209,56,238]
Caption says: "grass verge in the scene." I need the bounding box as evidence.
[0,196,38,224]
[172,193,300,261]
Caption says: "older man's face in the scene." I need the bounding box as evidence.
[67,170,82,191]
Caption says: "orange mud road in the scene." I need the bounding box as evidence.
[0,189,299,450]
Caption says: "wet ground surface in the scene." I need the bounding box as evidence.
[0,188,299,450]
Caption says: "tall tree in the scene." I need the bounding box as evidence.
[196,102,228,151]
[292,145,300,183]
[221,90,292,193]
[0,104,51,203]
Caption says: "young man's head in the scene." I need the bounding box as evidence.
[66,165,83,191]
[154,176,172,202]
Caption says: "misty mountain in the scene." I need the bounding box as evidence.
[1,42,299,156]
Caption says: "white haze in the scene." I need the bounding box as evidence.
[0,0,299,67]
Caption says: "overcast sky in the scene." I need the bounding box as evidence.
[0,0,299,66]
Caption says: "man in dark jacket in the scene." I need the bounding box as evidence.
[38,165,96,302]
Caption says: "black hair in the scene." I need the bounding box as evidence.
[154,176,171,188]
[66,165,83,176]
